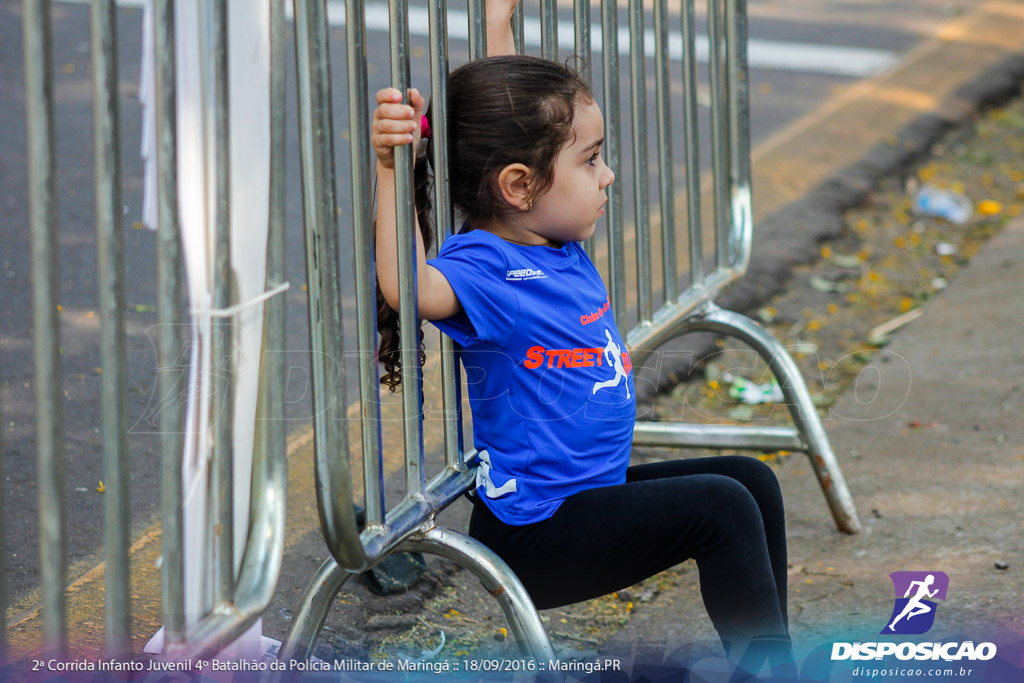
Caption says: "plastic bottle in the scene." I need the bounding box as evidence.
[912,184,973,224]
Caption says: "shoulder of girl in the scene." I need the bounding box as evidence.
[437,230,507,261]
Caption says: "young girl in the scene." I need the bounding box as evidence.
[372,45,791,673]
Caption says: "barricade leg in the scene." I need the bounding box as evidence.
[275,558,353,666]
[639,304,862,534]
[276,528,554,665]
[396,527,555,662]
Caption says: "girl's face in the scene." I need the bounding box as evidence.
[527,99,615,244]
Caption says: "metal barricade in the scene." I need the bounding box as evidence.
[15,0,289,659]
[607,0,862,536]
[278,0,860,663]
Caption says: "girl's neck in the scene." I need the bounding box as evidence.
[473,216,562,248]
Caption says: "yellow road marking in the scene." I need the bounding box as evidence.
[6,425,317,656]
[6,383,451,656]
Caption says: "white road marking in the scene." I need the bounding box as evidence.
[58,0,898,78]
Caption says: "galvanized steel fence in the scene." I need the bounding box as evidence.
[8,0,862,665]
[16,0,289,660]
[279,0,556,661]
[277,0,861,663]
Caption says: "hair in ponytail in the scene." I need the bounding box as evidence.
[377,131,435,392]
[377,55,593,390]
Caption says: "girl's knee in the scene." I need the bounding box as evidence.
[704,475,763,527]
[723,456,783,499]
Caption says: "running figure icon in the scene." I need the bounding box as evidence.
[592,328,630,399]
[888,574,939,631]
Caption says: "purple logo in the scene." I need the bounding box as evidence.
[880,571,949,635]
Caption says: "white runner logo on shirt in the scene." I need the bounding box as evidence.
[592,328,631,399]
[475,449,517,498]
[506,268,547,281]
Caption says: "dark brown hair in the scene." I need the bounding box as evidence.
[377,55,594,391]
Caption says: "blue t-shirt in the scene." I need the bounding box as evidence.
[428,228,636,525]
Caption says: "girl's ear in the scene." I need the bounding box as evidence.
[496,163,535,213]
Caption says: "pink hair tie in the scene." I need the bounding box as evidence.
[420,114,431,139]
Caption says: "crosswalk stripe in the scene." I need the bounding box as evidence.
[55,0,899,78]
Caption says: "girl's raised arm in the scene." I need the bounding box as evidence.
[486,0,519,57]
[373,87,461,321]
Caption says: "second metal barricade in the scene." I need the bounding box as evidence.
[277,0,860,665]
[13,0,290,660]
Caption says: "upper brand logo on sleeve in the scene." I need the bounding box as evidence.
[505,268,547,281]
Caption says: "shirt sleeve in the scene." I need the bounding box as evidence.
[427,235,519,346]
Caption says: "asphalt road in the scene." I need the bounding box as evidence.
[0,0,988,635]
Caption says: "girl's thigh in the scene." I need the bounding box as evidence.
[469,465,769,609]
[626,454,783,502]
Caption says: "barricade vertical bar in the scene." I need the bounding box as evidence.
[652,0,677,301]
[628,0,652,323]
[708,0,730,270]
[248,0,290,610]
[258,0,289,599]
[263,0,289,557]
[345,5,384,525]
[388,0,426,495]
[428,0,464,470]
[209,0,235,604]
[292,0,367,569]
[725,0,752,274]
[90,0,131,654]
[681,0,704,286]
[573,0,591,84]
[154,0,186,647]
[346,0,385,525]
[601,0,626,332]
[468,0,486,60]
[577,0,593,255]
[512,1,524,55]
[0,367,8,663]
[267,0,286,435]
[23,0,67,656]
[540,0,557,60]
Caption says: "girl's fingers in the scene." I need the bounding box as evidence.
[375,102,417,121]
[408,88,427,117]
[375,118,418,135]
[373,85,423,160]
[376,87,404,104]
[372,132,415,147]
[374,132,415,147]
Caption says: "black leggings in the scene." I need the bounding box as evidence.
[468,455,789,653]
